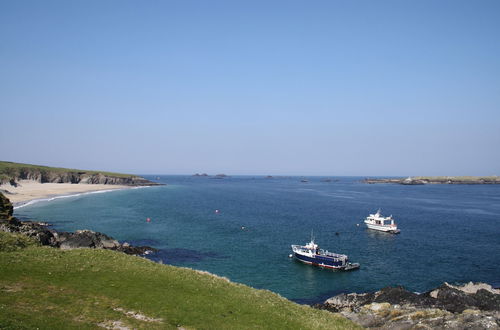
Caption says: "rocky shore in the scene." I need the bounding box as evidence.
[315,283,500,329]
[0,192,155,255]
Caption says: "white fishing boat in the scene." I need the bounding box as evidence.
[364,209,400,234]
[291,235,360,271]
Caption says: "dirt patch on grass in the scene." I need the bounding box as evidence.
[98,320,130,330]
[113,307,163,323]
[0,283,25,292]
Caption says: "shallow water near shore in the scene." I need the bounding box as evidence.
[15,176,500,303]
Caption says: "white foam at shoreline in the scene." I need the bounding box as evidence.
[13,188,126,210]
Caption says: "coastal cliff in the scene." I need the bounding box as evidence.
[0,161,159,186]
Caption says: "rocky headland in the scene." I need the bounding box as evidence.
[0,161,164,205]
[0,192,155,255]
[0,161,161,186]
[364,176,500,185]
[315,283,500,329]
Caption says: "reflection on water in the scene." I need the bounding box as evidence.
[365,229,399,240]
[147,248,228,264]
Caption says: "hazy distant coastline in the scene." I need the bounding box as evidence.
[364,176,500,185]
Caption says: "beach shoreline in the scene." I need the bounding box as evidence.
[0,180,132,208]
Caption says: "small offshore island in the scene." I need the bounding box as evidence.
[364,176,500,185]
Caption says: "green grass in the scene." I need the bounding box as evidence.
[0,231,40,252]
[0,161,139,180]
[0,234,359,329]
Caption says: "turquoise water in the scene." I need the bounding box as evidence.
[15,176,500,302]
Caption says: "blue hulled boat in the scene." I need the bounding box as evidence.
[291,238,359,271]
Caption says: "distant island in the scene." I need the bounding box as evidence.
[364,176,500,185]
[192,173,229,179]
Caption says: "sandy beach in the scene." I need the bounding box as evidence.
[0,180,130,205]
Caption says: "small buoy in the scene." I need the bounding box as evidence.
[288,254,293,258]
[241,226,245,230]
[146,218,151,222]
[356,223,360,226]
[215,209,220,214]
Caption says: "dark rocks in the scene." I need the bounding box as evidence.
[316,283,500,329]
[1,192,156,256]
[116,243,156,255]
[54,230,157,255]
[1,219,157,255]
[425,283,500,313]
[0,218,58,246]
[58,230,120,250]
[19,221,58,246]
[52,229,157,255]
[375,286,435,308]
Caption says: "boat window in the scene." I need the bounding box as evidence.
[384,220,392,225]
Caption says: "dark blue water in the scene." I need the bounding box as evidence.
[14,176,500,302]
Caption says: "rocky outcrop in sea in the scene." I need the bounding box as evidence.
[315,283,500,329]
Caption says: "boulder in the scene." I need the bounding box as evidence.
[58,230,120,249]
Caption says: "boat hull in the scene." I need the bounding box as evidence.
[294,252,346,269]
[365,222,400,234]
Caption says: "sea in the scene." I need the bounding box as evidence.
[14,176,500,303]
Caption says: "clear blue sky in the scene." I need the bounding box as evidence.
[1,0,499,176]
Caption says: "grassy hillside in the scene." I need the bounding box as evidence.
[0,161,138,180]
[0,232,359,329]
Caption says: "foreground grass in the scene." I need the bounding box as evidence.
[0,160,138,180]
[0,241,358,329]
[0,231,39,252]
